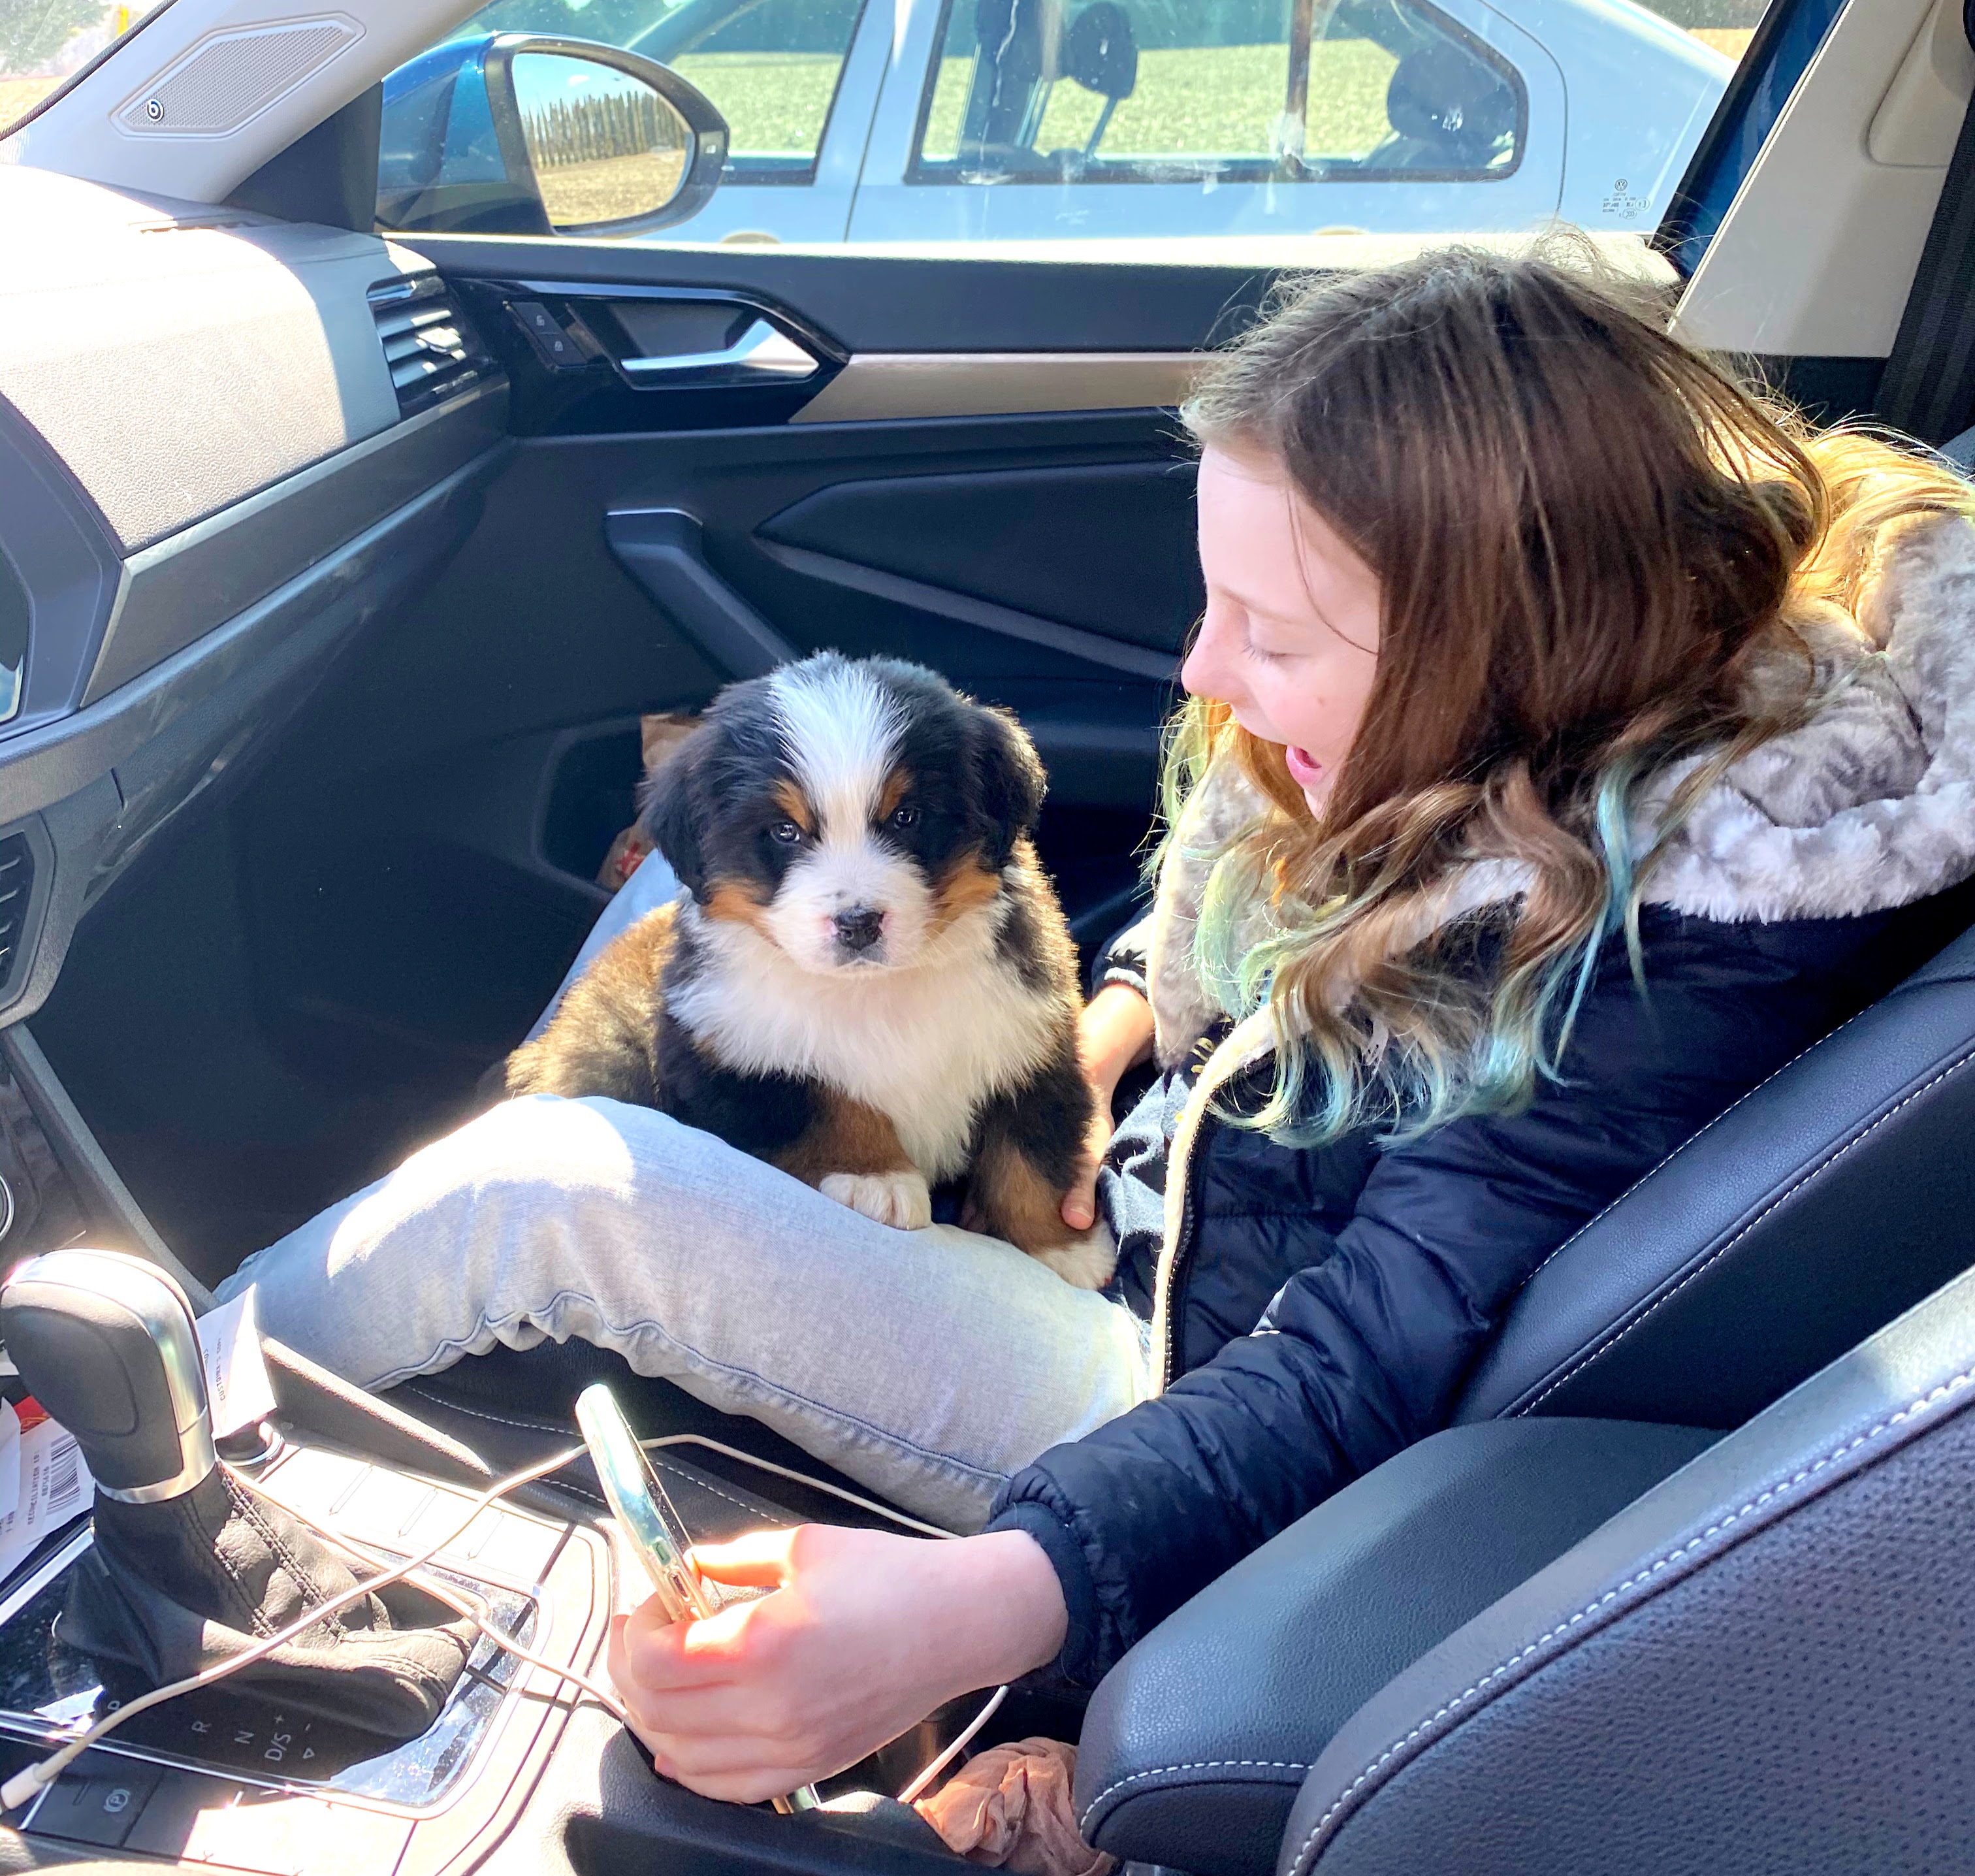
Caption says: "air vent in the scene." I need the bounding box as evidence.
[0,834,33,995]
[368,275,492,417]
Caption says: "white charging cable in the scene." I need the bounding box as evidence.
[635,1433,1013,1805]
[897,1684,1008,1804]
[257,1466,629,1726]
[0,1444,1005,1815]
[0,1444,588,1813]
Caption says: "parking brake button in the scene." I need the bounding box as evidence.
[31,1757,163,1847]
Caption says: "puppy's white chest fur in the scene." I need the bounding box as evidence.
[669,898,1059,1180]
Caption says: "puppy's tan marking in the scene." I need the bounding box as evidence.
[930,851,1004,934]
[775,1090,914,1183]
[967,1132,1070,1254]
[771,779,814,835]
[777,1090,930,1230]
[703,879,773,934]
[506,903,677,1103]
[968,1132,1116,1289]
[876,766,912,821]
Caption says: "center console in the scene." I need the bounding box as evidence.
[0,1322,964,1876]
[0,1436,603,1874]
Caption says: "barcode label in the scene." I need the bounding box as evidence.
[0,1421,94,1583]
[45,1438,80,1512]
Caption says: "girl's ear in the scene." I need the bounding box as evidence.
[972,707,1046,867]
[640,732,710,899]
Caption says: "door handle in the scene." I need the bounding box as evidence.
[618,319,819,384]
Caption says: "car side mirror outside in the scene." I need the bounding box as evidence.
[376,33,728,239]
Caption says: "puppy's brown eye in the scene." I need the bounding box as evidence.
[769,820,803,845]
[888,804,920,831]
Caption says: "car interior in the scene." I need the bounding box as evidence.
[1,0,1974,1869]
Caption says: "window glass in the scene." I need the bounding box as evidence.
[445,0,865,178]
[918,0,1524,183]
[661,0,865,170]
[367,0,1782,246]
[0,2,172,140]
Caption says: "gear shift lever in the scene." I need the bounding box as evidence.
[0,1248,216,1503]
[0,1247,473,1740]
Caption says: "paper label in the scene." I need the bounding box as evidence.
[0,1414,93,1581]
[0,1402,19,1523]
[195,1288,279,1440]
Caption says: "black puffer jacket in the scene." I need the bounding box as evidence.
[986,508,1975,1688]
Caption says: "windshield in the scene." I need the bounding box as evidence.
[0,2,175,140]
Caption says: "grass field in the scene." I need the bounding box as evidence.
[671,51,842,158]
[535,147,688,225]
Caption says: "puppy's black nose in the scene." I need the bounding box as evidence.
[833,907,885,954]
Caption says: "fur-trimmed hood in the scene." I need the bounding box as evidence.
[1142,509,1975,1071]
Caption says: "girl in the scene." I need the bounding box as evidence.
[224,241,1975,1796]
[592,244,1975,1796]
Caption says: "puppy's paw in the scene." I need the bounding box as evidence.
[821,1170,933,1231]
[1029,1220,1117,1291]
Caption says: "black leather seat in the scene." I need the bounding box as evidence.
[1078,915,1975,1871]
[1272,1253,1975,1873]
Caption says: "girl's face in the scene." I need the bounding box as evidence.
[1183,445,1383,815]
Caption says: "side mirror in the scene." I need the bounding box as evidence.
[377,33,728,238]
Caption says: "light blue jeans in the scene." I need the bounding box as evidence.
[217,857,1149,1532]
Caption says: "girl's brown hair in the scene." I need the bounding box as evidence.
[1170,238,1972,1140]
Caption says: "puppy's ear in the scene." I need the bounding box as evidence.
[639,732,709,899]
[972,707,1046,867]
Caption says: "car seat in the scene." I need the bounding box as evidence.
[1079,1245,1975,1875]
[1375,42,1517,172]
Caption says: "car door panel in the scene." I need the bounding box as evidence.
[754,459,1202,655]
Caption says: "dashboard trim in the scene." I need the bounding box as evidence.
[84,381,509,704]
[0,398,124,745]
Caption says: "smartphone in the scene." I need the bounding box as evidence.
[575,1383,820,1813]
[575,1382,717,1624]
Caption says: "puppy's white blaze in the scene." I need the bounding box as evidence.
[769,661,903,845]
[765,843,933,972]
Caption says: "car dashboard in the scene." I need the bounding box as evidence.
[0,163,511,1046]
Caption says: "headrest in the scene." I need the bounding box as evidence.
[1385,42,1515,164]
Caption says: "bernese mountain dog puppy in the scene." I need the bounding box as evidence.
[506,653,1116,1289]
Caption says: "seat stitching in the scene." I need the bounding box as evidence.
[1513,1004,1878,1293]
[403,1387,558,1436]
[1078,1758,1314,1829]
[401,1387,775,1521]
[1509,1045,1975,1417]
[1285,1360,1975,1875]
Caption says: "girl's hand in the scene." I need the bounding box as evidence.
[1063,984,1155,1231]
[606,1525,1068,1804]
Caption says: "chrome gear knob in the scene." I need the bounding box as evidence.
[0,1248,216,1503]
